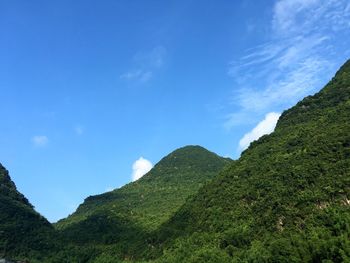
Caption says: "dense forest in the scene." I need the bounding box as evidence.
[53,146,231,261]
[0,164,57,261]
[0,60,349,262]
[150,60,350,262]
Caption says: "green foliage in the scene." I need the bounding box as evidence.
[152,59,350,262]
[0,164,58,261]
[53,146,231,260]
[1,60,350,262]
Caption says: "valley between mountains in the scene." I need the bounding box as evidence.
[1,60,350,262]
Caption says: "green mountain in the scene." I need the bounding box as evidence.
[54,146,231,256]
[2,60,350,262]
[0,164,56,261]
[151,60,350,262]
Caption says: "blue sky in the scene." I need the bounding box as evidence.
[0,0,349,222]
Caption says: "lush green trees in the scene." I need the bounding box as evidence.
[0,164,57,260]
[1,60,349,262]
[151,59,350,262]
[53,146,231,261]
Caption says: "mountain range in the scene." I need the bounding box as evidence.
[0,59,349,262]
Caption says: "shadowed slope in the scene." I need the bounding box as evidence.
[0,164,56,260]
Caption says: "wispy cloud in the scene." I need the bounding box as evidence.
[239,112,281,151]
[131,157,153,181]
[226,0,350,130]
[272,0,350,35]
[272,0,319,35]
[32,135,48,147]
[236,56,328,112]
[120,46,166,83]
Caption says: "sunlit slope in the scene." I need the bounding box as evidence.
[55,145,231,244]
[154,60,350,262]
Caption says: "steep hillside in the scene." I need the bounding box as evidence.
[55,146,231,250]
[3,59,349,262]
[153,60,350,262]
[0,164,56,260]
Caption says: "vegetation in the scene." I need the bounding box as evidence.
[0,60,349,262]
[0,164,57,261]
[150,59,350,262]
[53,145,231,260]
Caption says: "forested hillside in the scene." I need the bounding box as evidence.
[53,146,231,260]
[1,60,349,263]
[151,60,350,262]
[0,164,56,261]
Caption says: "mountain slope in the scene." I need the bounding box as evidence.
[55,146,231,248]
[153,60,350,262]
[0,164,56,260]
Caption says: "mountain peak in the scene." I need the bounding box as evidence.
[150,145,230,176]
[56,145,231,238]
[163,145,219,161]
[161,145,216,157]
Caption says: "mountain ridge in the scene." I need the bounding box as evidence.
[150,59,350,262]
[1,60,349,262]
[53,145,231,256]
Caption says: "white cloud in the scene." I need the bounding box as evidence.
[236,56,328,112]
[239,112,281,151]
[120,46,166,83]
[272,0,319,34]
[272,0,350,35]
[132,157,153,181]
[32,135,49,147]
[225,0,349,129]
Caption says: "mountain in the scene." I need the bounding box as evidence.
[151,60,350,262]
[54,146,231,257]
[0,164,56,261]
[2,60,349,262]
